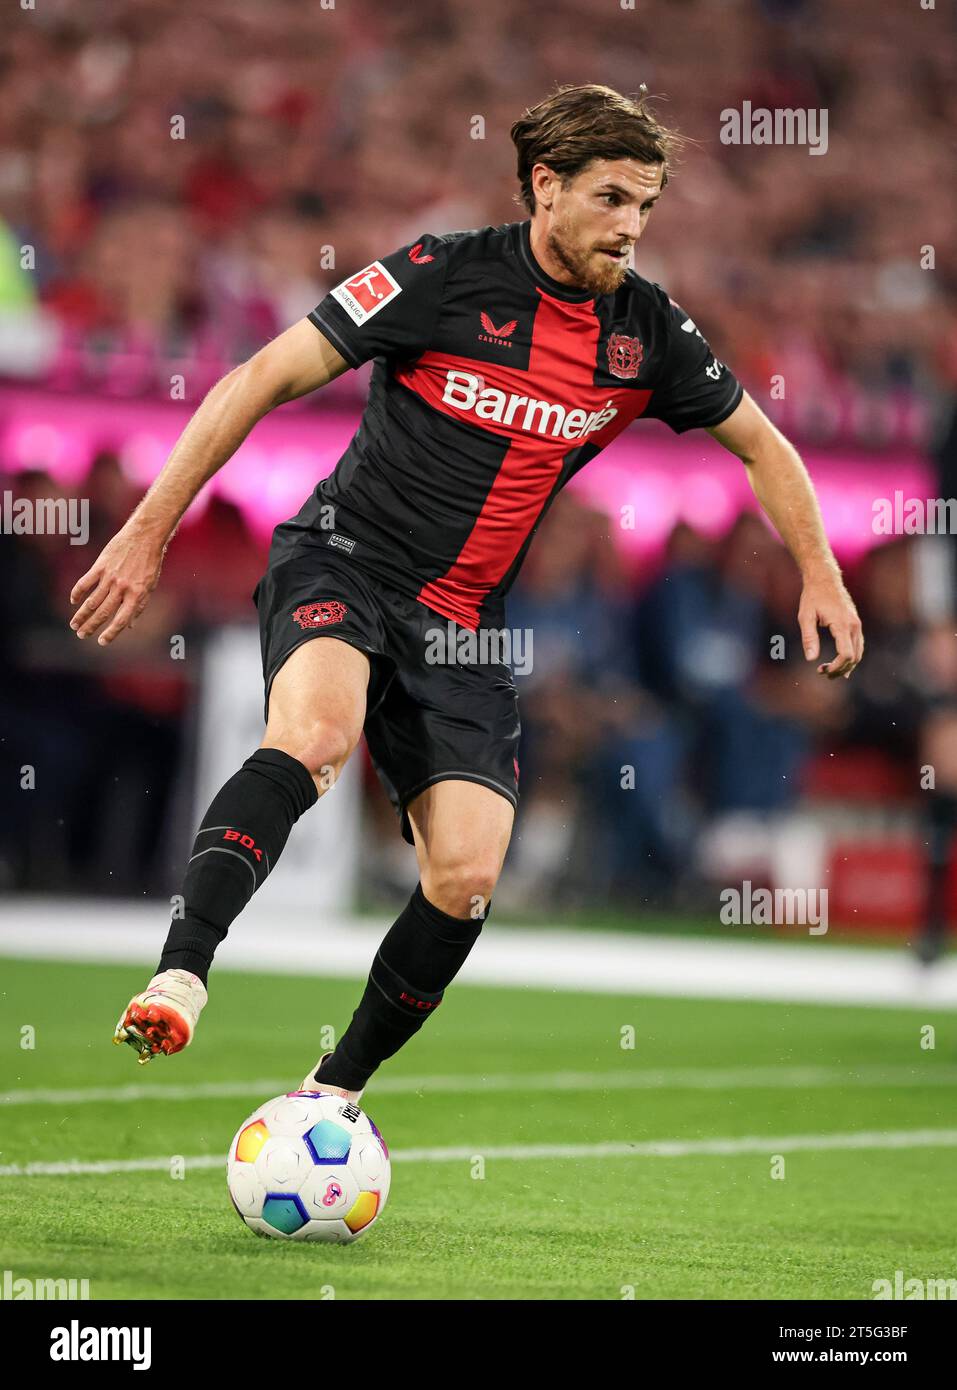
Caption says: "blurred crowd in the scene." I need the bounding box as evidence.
[0,453,268,895]
[4,451,957,936]
[0,0,954,439]
[2,0,956,935]
[501,492,957,925]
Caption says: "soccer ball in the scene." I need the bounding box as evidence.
[226,1090,391,1243]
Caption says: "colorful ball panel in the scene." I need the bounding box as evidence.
[344,1190,380,1234]
[234,1119,269,1164]
[303,1119,353,1164]
[261,1193,309,1236]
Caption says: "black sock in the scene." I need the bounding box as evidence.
[316,884,487,1091]
[158,748,318,984]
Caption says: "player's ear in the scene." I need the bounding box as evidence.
[530,163,558,212]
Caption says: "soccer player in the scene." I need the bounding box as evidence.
[71,85,863,1102]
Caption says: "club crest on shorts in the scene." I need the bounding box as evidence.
[292,600,348,630]
[606,332,643,379]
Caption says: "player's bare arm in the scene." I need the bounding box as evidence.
[69,320,349,646]
[708,391,864,680]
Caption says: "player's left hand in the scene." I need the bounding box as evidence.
[798,570,864,680]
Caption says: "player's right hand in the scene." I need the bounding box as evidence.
[69,523,166,646]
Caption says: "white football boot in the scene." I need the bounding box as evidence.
[113,969,208,1065]
[298,1052,364,1104]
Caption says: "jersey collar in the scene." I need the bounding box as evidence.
[515,220,596,305]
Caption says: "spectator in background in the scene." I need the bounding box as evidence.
[699,515,845,816]
[506,496,687,908]
[915,622,957,962]
[0,467,102,888]
[841,537,957,961]
[86,449,140,552]
[637,513,819,817]
[162,494,267,625]
[0,460,193,894]
[844,540,923,761]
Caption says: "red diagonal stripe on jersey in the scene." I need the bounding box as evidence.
[395,294,651,629]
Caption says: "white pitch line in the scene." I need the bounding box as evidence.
[4,900,957,1007]
[3,1129,957,1178]
[2,1064,957,1108]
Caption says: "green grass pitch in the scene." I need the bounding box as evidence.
[0,957,954,1300]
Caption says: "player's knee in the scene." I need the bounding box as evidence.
[270,720,356,789]
[422,855,501,920]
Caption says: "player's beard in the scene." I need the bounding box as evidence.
[546,214,630,296]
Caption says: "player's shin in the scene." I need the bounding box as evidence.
[313,884,487,1092]
[158,747,319,982]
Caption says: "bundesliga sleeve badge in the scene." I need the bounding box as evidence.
[330,261,403,325]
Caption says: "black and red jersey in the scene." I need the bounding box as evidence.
[286,219,742,630]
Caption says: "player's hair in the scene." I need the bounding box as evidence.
[510,83,682,216]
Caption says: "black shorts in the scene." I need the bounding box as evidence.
[253,529,521,844]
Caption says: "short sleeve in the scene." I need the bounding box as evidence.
[645,296,743,434]
[308,234,448,368]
